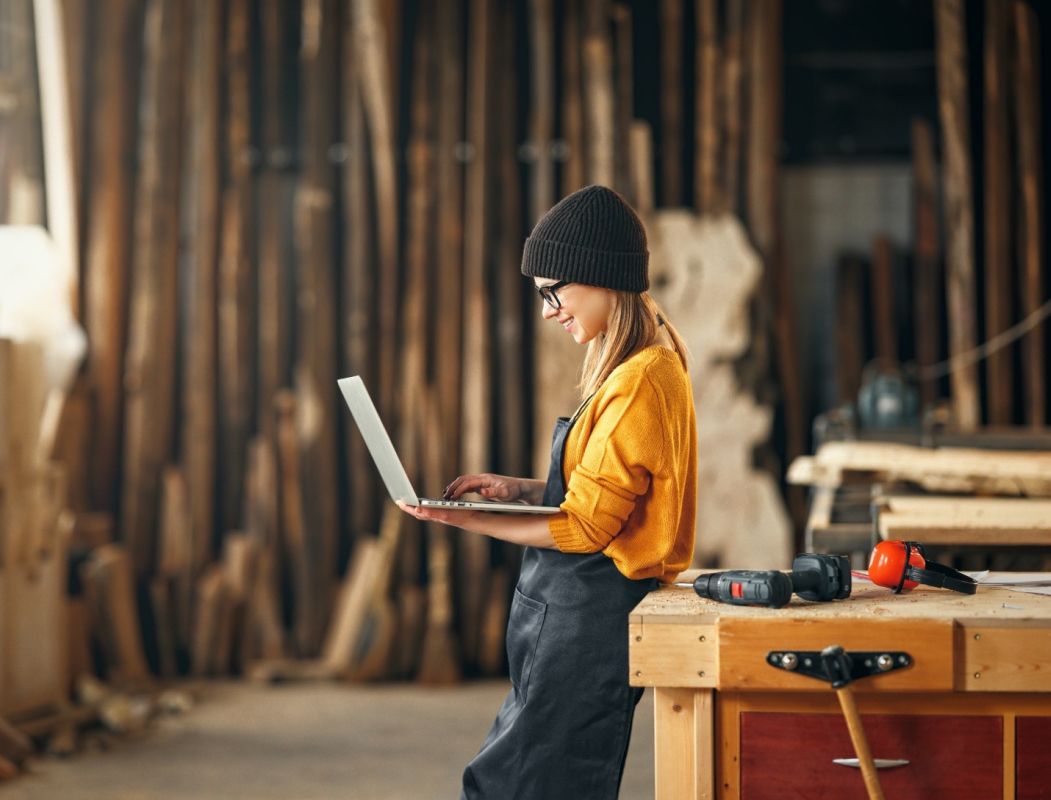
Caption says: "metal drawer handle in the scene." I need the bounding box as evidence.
[833,758,910,770]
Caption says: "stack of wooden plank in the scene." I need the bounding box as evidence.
[790,440,1051,569]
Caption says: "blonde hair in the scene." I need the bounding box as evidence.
[578,291,690,399]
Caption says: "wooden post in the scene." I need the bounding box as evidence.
[696,0,719,214]
[935,0,980,430]
[983,0,1013,425]
[295,0,341,653]
[352,0,400,419]
[529,0,556,221]
[83,0,138,516]
[611,3,634,201]
[258,0,295,438]
[343,3,378,538]
[629,120,655,217]
[218,0,256,535]
[459,0,494,671]
[836,256,866,405]
[721,0,745,216]
[1013,0,1045,427]
[561,0,585,197]
[911,119,941,410]
[582,0,614,186]
[870,235,897,362]
[182,0,221,573]
[660,0,684,206]
[121,0,186,577]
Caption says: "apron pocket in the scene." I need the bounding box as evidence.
[507,588,547,703]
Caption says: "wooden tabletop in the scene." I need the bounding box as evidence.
[629,571,1051,692]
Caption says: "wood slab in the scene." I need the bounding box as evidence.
[877,496,1051,545]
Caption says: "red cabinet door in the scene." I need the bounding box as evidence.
[740,712,1002,799]
[1018,716,1051,800]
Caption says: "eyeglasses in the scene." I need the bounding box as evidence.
[537,280,572,310]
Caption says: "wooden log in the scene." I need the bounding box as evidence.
[274,390,318,657]
[911,119,941,410]
[529,0,556,220]
[390,585,427,679]
[79,544,149,684]
[983,0,1013,425]
[217,0,255,534]
[347,506,404,680]
[695,0,719,214]
[191,564,231,676]
[561,0,585,197]
[721,0,745,215]
[342,5,378,538]
[870,235,897,361]
[433,0,465,505]
[242,438,285,663]
[1013,0,1045,427]
[295,0,341,654]
[582,0,614,186]
[121,0,187,577]
[935,0,980,430]
[629,120,655,217]
[182,0,222,573]
[660,0,684,205]
[222,532,258,673]
[0,716,33,764]
[459,0,494,671]
[478,565,509,675]
[257,0,295,439]
[352,0,400,418]
[611,4,634,201]
[48,374,90,512]
[418,388,461,684]
[149,577,177,678]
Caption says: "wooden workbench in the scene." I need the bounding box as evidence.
[629,572,1051,799]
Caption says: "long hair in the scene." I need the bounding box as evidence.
[578,291,690,399]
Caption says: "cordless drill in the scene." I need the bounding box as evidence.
[677,553,852,608]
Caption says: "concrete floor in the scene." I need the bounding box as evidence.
[4,680,655,799]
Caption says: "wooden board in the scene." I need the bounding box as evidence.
[877,496,1051,545]
[81,0,138,510]
[910,119,941,410]
[789,442,1051,497]
[1012,0,1046,428]
[582,0,614,186]
[935,0,980,430]
[983,0,1013,425]
[659,0,683,206]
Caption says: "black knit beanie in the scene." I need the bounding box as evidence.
[520,184,649,292]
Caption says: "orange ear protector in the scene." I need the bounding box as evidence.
[868,540,977,595]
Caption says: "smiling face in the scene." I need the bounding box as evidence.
[535,278,614,345]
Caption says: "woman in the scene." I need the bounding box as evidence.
[396,184,698,799]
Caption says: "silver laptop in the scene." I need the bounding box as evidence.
[338,376,562,514]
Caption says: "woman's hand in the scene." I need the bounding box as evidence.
[442,472,532,503]
[395,500,485,532]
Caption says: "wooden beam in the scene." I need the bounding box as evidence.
[870,234,897,361]
[911,118,941,410]
[582,0,614,186]
[695,0,718,214]
[83,0,138,515]
[721,0,744,215]
[121,0,186,576]
[529,0,556,220]
[983,0,1013,425]
[561,0,585,197]
[660,0,683,205]
[935,0,980,430]
[611,3,634,201]
[1013,0,1045,427]
[459,0,494,671]
[182,0,221,573]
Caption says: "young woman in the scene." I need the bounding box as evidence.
[396,184,698,799]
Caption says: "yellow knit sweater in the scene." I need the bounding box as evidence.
[547,345,698,582]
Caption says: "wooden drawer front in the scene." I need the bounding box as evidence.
[1018,717,1051,799]
[740,712,1002,799]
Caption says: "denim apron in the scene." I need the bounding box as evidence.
[461,394,659,799]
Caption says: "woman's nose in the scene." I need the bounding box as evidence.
[541,302,558,320]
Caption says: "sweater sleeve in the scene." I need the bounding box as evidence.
[548,372,667,553]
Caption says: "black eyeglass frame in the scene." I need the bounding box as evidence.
[536,279,572,310]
